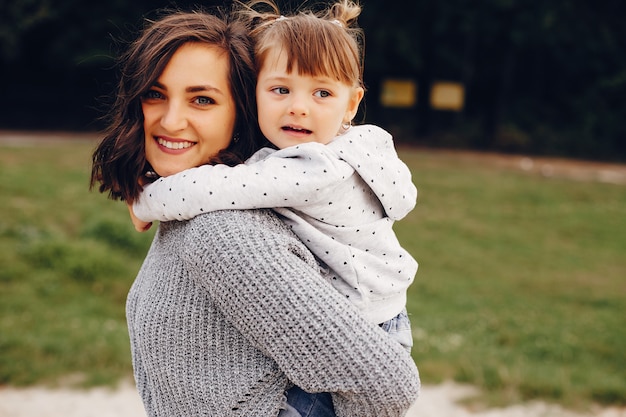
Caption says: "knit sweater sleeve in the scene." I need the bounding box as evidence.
[181,210,420,417]
[132,144,353,222]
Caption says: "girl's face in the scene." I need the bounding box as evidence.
[142,42,236,177]
[255,48,364,149]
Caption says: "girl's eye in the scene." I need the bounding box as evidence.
[314,90,331,98]
[195,96,215,106]
[271,87,289,95]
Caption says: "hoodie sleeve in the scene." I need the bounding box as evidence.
[132,145,354,222]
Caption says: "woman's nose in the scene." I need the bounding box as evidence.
[160,103,188,132]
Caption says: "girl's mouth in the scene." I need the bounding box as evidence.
[282,126,312,134]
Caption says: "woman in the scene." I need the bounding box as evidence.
[90,9,420,417]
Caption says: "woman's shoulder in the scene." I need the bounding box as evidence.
[180,209,319,270]
[183,209,304,249]
[178,209,278,238]
[186,208,282,230]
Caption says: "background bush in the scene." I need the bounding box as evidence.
[1,0,625,160]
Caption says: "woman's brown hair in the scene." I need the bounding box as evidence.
[90,9,264,202]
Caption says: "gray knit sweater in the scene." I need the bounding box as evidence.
[126,209,419,417]
[133,125,418,324]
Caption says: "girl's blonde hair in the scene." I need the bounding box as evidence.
[239,0,364,88]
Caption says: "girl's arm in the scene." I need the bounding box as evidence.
[132,144,353,222]
[183,209,420,417]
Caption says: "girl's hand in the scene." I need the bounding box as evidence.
[127,172,156,232]
[127,204,153,232]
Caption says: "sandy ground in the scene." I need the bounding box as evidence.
[0,381,624,417]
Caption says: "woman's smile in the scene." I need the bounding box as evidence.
[155,136,197,151]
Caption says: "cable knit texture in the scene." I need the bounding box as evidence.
[127,209,420,417]
[133,125,418,324]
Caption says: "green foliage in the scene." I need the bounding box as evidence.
[360,0,626,161]
[1,1,625,159]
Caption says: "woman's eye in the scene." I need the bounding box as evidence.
[195,96,215,105]
[271,87,289,95]
[314,90,331,98]
[143,90,163,100]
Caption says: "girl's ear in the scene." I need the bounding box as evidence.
[345,86,365,122]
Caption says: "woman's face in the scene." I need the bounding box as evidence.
[142,42,236,177]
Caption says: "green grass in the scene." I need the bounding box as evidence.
[0,138,155,387]
[397,148,626,409]
[1,138,624,410]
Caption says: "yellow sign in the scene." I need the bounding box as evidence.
[380,79,416,108]
[430,81,464,111]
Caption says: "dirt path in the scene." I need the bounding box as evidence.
[395,145,626,185]
[1,382,624,417]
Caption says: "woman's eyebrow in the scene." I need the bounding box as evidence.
[187,85,224,95]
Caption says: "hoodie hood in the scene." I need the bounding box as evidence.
[328,125,417,220]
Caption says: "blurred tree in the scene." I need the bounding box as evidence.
[360,0,626,160]
[0,0,226,130]
[0,0,52,62]
[0,0,624,160]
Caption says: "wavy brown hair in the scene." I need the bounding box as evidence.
[90,9,265,202]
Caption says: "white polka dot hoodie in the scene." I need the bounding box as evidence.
[133,124,418,324]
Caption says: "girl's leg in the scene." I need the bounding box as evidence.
[379,308,413,353]
[279,385,335,417]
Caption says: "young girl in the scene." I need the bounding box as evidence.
[132,0,418,352]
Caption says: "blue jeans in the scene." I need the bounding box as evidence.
[278,385,335,417]
[379,308,413,353]
[279,310,413,416]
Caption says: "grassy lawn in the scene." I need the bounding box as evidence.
[0,137,154,387]
[0,137,624,410]
[398,147,626,409]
